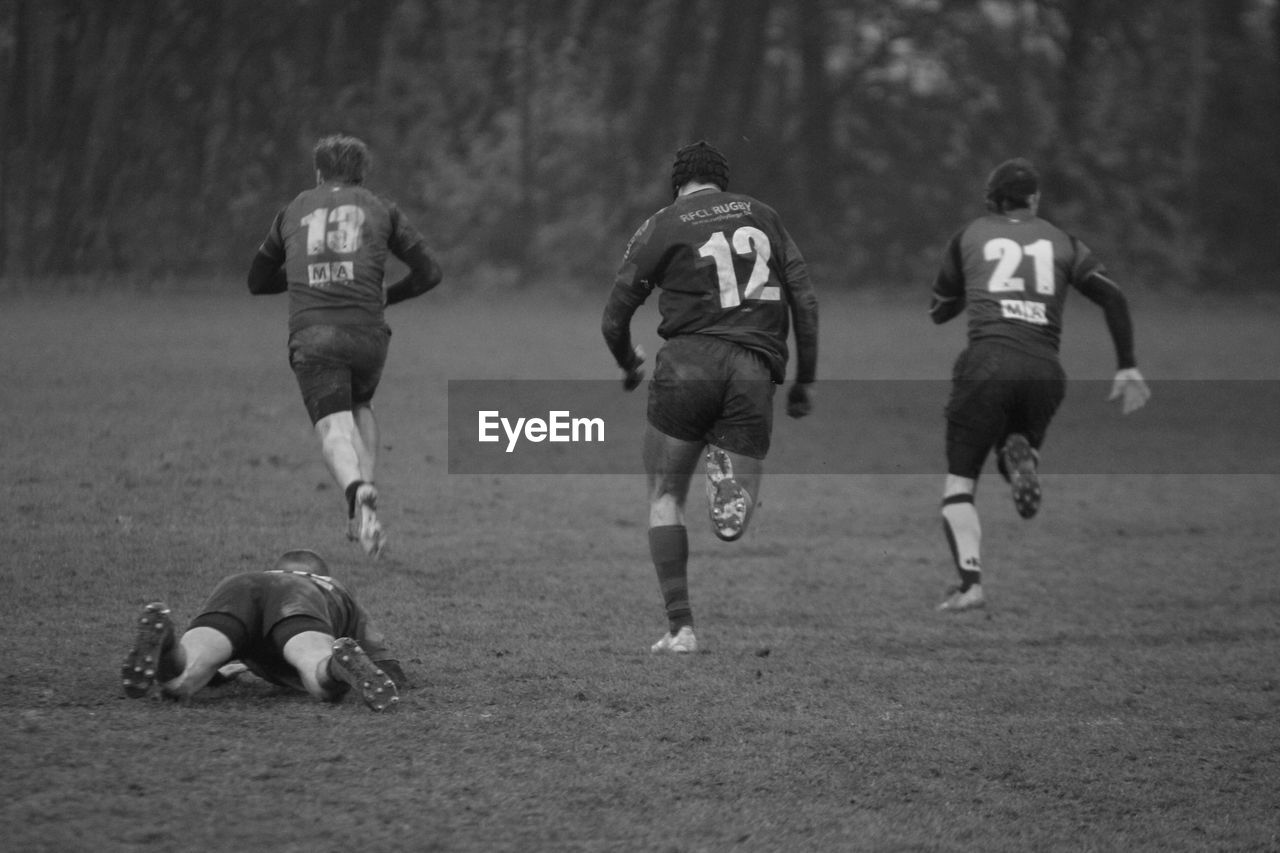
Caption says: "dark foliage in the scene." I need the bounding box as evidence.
[1,0,1277,289]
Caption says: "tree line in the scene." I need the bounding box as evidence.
[2,0,1277,291]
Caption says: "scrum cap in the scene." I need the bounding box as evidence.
[672,140,729,196]
[985,157,1039,212]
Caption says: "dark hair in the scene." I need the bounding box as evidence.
[985,157,1040,213]
[314,135,371,184]
[275,549,329,574]
[671,140,729,196]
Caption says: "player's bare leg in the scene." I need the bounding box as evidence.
[645,438,700,527]
[282,630,344,700]
[316,410,364,489]
[643,425,702,653]
[159,627,236,701]
[315,410,384,557]
[938,474,985,611]
[704,446,762,541]
[352,403,378,483]
[288,631,399,711]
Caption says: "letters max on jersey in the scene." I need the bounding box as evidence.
[1000,298,1048,324]
[308,261,355,285]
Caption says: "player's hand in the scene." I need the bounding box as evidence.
[209,661,249,686]
[622,346,645,391]
[1109,367,1150,414]
[786,382,813,418]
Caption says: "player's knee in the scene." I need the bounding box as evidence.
[314,410,356,439]
[649,494,684,527]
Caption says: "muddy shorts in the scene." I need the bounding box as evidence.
[287,324,390,424]
[188,571,342,687]
[647,335,776,459]
[944,340,1065,480]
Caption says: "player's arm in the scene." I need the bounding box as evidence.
[247,210,288,295]
[781,232,818,417]
[601,275,650,390]
[1074,269,1136,369]
[1073,263,1150,413]
[602,218,659,390]
[385,207,444,305]
[928,231,966,324]
[385,241,443,305]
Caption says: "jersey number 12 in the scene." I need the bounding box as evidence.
[698,227,781,308]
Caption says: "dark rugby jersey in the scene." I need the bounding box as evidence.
[605,189,818,383]
[931,212,1110,363]
[258,182,425,333]
[241,569,392,691]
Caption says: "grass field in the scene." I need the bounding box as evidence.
[1,285,1278,852]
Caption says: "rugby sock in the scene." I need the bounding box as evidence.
[941,494,982,591]
[321,656,348,696]
[156,650,182,683]
[649,525,692,633]
[344,480,366,519]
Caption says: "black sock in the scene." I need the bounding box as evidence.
[649,525,692,633]
[325,655,350,692]
[344,481,366,519]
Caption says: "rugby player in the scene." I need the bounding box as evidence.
[602,141,820,653]
[930,157,1150,611]
[121,549,404,711]
[248,135,443,557]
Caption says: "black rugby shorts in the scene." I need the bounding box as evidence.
[188,571,337,687]
[287,324,390,423]
[944,340,1065,479]
[647,334,776,459]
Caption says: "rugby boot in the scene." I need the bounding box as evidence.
[348,483,386,558]
[936,584,986,612]
[705,448,750,541]
[329,638,399,711]
[1001,434,1041,519]
[650,625,698,654]
[121,602,177,698]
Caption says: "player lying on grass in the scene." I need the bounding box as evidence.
[121,549,404,711]
[929,157,1151,612]
[602,140,820,653]
[247,134,444,558]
